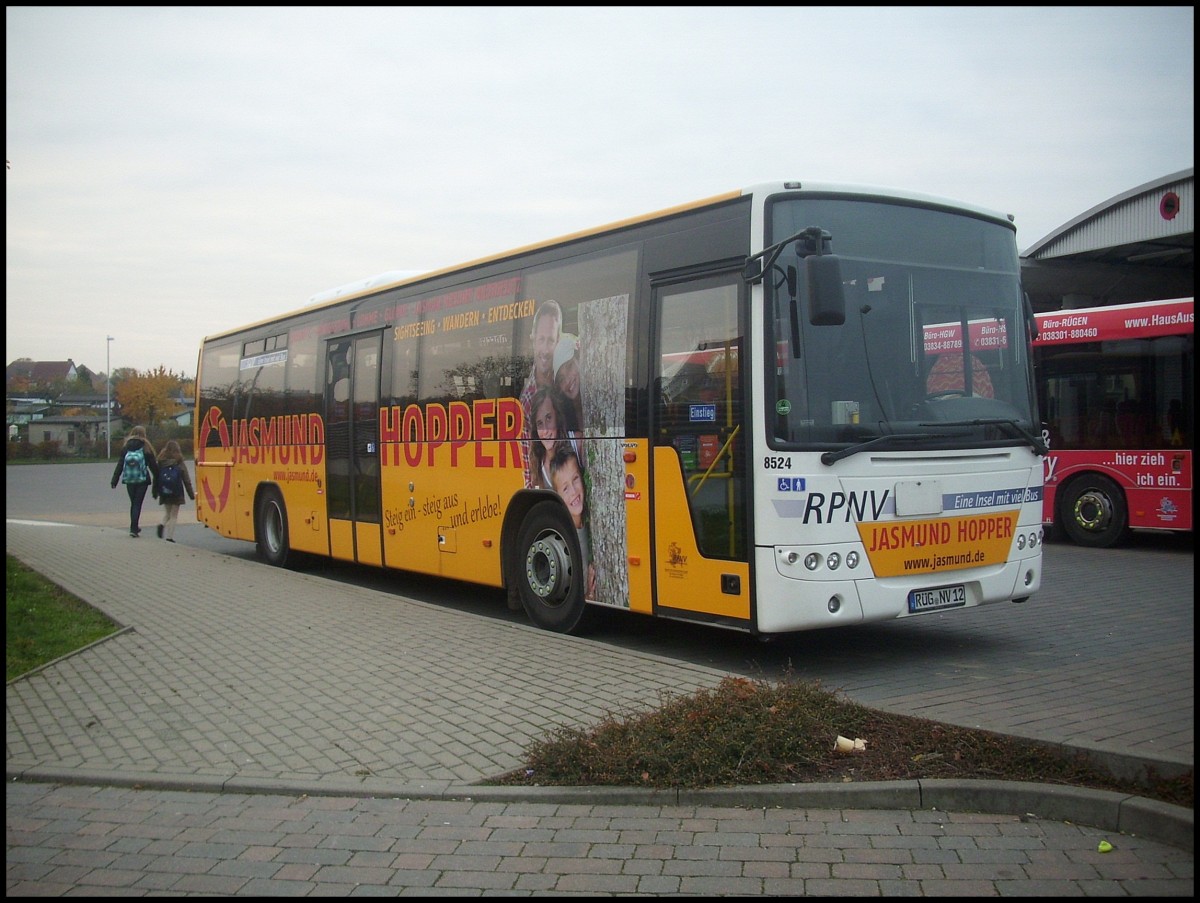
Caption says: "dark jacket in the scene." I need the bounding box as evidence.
[110,438,160,491]
[155,450,195,505]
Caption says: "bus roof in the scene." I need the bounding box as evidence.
[203,181,1016,344]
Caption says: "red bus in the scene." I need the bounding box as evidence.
[1034,297,1193,547]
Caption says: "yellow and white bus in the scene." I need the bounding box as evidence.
[195,180,1045,635]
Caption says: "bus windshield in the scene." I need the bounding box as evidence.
[765,197,1037,451]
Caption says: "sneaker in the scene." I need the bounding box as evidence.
[166,538,175,543]
[157,525,164,539]
[130,531,139,537]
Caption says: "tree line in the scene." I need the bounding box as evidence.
[7,362,196,461]
[8,361,194,428]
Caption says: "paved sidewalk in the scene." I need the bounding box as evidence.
[7,780,1190,896]
[6,520,1194,895]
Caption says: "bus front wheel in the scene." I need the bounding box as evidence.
[256,488,292,567]
[512,502,587,634]
[1059,474,1129,548]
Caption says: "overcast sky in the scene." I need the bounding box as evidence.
[6,6,1194,378]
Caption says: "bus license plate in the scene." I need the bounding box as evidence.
[908,584,967,614]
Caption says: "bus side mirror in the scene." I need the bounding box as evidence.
[806,254,845,325]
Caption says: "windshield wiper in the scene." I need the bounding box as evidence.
[821,431,969,466]
[916,418,1049,456]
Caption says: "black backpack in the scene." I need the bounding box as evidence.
[159,464,183,497]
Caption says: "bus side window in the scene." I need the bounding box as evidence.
[1115,400,1146,448]
[1166,399,1184,446]
[1056,414,1083,445]
[1088,399,1118,448]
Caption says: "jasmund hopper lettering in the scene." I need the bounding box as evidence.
[379,398,524,468]
[868,521,951,551]
[866,515,1014,551]
[229,413,326,465]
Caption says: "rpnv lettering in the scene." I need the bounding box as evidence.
[802,490,890,523]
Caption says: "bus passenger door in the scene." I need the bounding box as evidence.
[325,332,384,566]
[651,273,751,624]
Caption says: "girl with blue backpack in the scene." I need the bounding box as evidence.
[153,439,195,542]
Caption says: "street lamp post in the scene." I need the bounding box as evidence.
[106,336,114,459]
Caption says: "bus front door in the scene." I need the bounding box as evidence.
[651,273,751,625]
[324,332,384,566]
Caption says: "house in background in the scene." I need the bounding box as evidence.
[57,392,113,412]
[167,392,196,429]
[5,359,79,400]
[8,358,191,451]
[6,403,51,441]
[25,414,109,454]
[7,359,113,451]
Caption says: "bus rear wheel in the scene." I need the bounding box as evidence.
[512,501,587,634]
[1059,474,1129,548]
[256,488,292,567]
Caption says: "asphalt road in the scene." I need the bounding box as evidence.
[6,461,1194,771]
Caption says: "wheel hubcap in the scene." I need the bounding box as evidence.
[525,532,573,606]
[1073,491,1112,532]
[265,505,283,552]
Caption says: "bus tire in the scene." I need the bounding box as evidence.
[512,501,587,634]
[1059,474,1129,548]
[255,488,292,567]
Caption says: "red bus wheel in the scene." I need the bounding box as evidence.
[1060,474,1129,548]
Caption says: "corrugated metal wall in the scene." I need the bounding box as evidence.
[1030,171,1193,259]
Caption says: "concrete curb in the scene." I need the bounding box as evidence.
[9,766,1191,853]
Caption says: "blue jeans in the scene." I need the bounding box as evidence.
[125,482,150,534]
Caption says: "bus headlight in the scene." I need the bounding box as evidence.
[1017,534,1027,550]
[783,549,860,572]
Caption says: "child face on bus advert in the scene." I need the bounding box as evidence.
[555,355,580,401]
[552,450,586,527]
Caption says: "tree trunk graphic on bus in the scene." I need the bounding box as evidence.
[578,294,631,605]
[519,293,631,606]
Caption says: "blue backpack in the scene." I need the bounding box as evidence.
[159,463,183,497]
[121,446,149,484]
